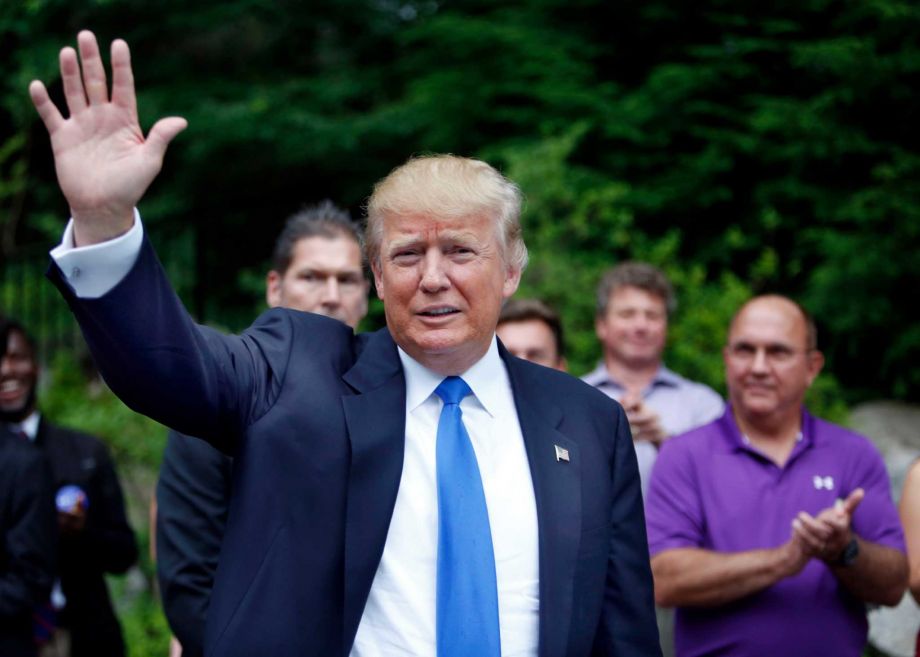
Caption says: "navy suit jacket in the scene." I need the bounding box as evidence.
[50,238,660,657]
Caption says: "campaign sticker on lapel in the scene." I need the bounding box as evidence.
[554,444,570,463]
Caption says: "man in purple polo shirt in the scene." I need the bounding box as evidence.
[646,294,908,657]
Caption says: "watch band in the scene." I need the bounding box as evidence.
[832,537,859,567]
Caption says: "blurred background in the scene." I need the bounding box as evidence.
[2,1,919,654]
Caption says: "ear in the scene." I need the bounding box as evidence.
[805,349,825,387]
[371,260,385,301]
[502,266,522,299]
[357,280,371,319]
[595,315,607,342]
[266,271,282,308]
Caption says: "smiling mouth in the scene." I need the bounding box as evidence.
[418,308,460,318]
[0,381,26,402]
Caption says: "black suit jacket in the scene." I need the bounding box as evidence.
[0,428,56,657]
[156,429,232,657]
[50,237,661,657]
[35,419,138,657]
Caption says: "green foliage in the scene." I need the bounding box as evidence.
[5,0,913,398]
[115,587,172,657]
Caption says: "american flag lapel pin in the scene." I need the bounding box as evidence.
[554,444,570,463]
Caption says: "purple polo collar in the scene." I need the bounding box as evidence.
[716,406,818,467]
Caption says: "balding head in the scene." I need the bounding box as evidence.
[724,295,824,429]
[729,295,818,351]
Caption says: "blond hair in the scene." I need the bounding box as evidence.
[365,155,528,272]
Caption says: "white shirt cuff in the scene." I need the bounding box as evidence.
[50,209,144,299]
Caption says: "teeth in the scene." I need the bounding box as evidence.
[0,381,22,392]
[424,308,456,316]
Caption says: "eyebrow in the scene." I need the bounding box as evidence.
[386,230,482,253]
[730,340,797,351]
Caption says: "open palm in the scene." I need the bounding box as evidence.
[29,31,186,245]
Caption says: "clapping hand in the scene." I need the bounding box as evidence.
[29,30,187,246]
[792,488,864,562]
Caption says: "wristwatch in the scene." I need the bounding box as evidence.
[832,537,859,567]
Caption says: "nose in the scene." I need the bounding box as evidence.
[0,354,11,377]
[321,277,342,307]
[751,347,770,373]
[419,251,449,293]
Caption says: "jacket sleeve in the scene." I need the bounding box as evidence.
[0,443,57,617]
[156,430,233,657]
[47,236,293,454]
[591,403,663,657]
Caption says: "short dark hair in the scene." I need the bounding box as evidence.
[270,200,362,274]
[0,316,35,357]
[498,298,565,359]
[595,262,676,318]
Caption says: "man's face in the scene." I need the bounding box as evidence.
[266,235,369,329]
[497,319,565,371]
[372,213,521,375]
[0,330,38,421]
[595,286,667,369]
[723,297,824,422]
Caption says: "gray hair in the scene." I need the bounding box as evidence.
[595,262,676,317]
[365,155,528,273]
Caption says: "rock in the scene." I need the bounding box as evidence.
[850,401,920,657]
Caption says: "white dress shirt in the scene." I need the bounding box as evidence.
[51,214,541,656]
[352,341,539,657]
[8,410,40,441]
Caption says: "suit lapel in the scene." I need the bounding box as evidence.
[504,350,582,657]
[340,329,406,654]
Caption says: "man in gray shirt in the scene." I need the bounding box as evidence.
[582,262,724,497]
[582,262,723,657]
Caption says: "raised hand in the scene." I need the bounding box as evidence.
[29,30,187,246]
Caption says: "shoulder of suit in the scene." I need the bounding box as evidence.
[41,420,109,455]
[510,358,620,410]
[248,307,358,349]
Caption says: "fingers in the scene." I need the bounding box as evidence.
[145,117,189,162]
[77,30,109,105]
[60,46,87,116]
[793,511,831,552]
[110,39,136,114]
[29,80,64,134]
[839,488,865,516]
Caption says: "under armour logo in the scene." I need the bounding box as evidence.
[813,475,834,490]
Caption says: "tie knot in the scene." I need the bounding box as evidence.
[434,376,472,406]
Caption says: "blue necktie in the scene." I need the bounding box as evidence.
[434,376,501,657]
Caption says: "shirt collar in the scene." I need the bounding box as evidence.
[582,361,678,390]
[8,411,41,442]
[719,405,815,453]
[398,336,503,417]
